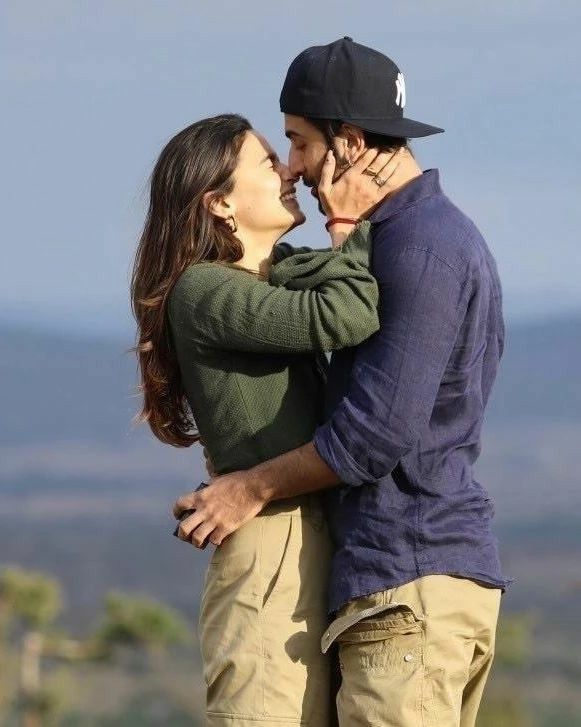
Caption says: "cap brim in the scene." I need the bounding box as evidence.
[348,116,444,138]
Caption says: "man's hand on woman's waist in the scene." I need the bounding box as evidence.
[172,442,339,548]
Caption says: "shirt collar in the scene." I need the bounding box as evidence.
[368,169,442,224]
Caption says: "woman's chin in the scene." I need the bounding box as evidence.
[295,208,307,225]
[285,208,306,232]
[273,205,306,237]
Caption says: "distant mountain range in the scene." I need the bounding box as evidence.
[486,314,581,424]
[1,312,579,442]
[1,314,579,492]
[1,315,580,629]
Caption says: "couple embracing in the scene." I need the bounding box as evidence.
[132,37,509,727]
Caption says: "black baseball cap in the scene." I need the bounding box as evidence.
[280,37,444,139]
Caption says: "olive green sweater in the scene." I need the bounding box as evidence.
[168,222,378,475]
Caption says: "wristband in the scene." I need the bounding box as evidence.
[325,217,360,232]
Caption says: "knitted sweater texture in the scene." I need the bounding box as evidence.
[168,223,378,474]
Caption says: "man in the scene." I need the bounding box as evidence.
[175,37,509,726]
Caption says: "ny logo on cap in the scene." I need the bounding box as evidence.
[395,72,406,109]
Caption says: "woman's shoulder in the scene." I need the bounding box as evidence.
[172,261,239,295]
[169,261,261,316]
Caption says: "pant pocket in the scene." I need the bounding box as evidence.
[337,604,424,671]
[336,606,425,726]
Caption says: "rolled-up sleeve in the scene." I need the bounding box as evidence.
[313,239,470,486]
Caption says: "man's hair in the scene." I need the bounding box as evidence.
[308,117,411,155]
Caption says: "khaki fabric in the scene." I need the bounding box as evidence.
[328,575,501,727]
[199,496,332,726]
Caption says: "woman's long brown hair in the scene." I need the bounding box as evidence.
[130,114,252,446]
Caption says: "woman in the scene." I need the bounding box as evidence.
[131,114,395,726]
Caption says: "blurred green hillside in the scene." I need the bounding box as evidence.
[1,314,580,724]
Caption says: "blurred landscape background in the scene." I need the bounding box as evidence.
[2,315,581,725]
[1,0,580,725]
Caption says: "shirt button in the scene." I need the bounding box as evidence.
[404,653,414,662]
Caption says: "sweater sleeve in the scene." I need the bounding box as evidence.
[272,241,335,263]
[271,241,317,263]
[169,222,379,354]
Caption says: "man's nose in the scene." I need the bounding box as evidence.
[279,161,299,184]
[287,150,304,180]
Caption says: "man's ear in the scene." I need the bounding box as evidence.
[338,123,367,164]
[202,191,235,222]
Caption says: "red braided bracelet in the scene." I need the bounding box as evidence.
[325,217,360,232]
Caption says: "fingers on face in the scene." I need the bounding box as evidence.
[319,150,336,190]
[351,148,380,173]
[351,147,402,181]
[375,149,401,182]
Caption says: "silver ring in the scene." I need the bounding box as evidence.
[373,175,386,187]
[362,168,380,177]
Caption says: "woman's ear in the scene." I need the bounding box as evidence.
[202,192,235,222]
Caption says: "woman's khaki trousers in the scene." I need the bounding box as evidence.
[199,496,332,726]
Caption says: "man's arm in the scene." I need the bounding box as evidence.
[175,241,468,547]
[250,239,470,494]
[174,442,339,547]
[313,240,470,485]
[175,233,469,547]
[248,441,339,500]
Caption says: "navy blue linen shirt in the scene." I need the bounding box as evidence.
[313,170,510,613]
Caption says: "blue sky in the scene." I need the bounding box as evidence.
[1,0,580,336]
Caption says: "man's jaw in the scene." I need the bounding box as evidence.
[300,177,326,216]
[309,187,326,216]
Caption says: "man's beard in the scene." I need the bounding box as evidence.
[303,173,318,191]
[303,149,349,216]
[304,183,326,215]
[299,172,324,216]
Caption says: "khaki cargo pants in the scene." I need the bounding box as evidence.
[199,496,332,726]
[322,575,501,727]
